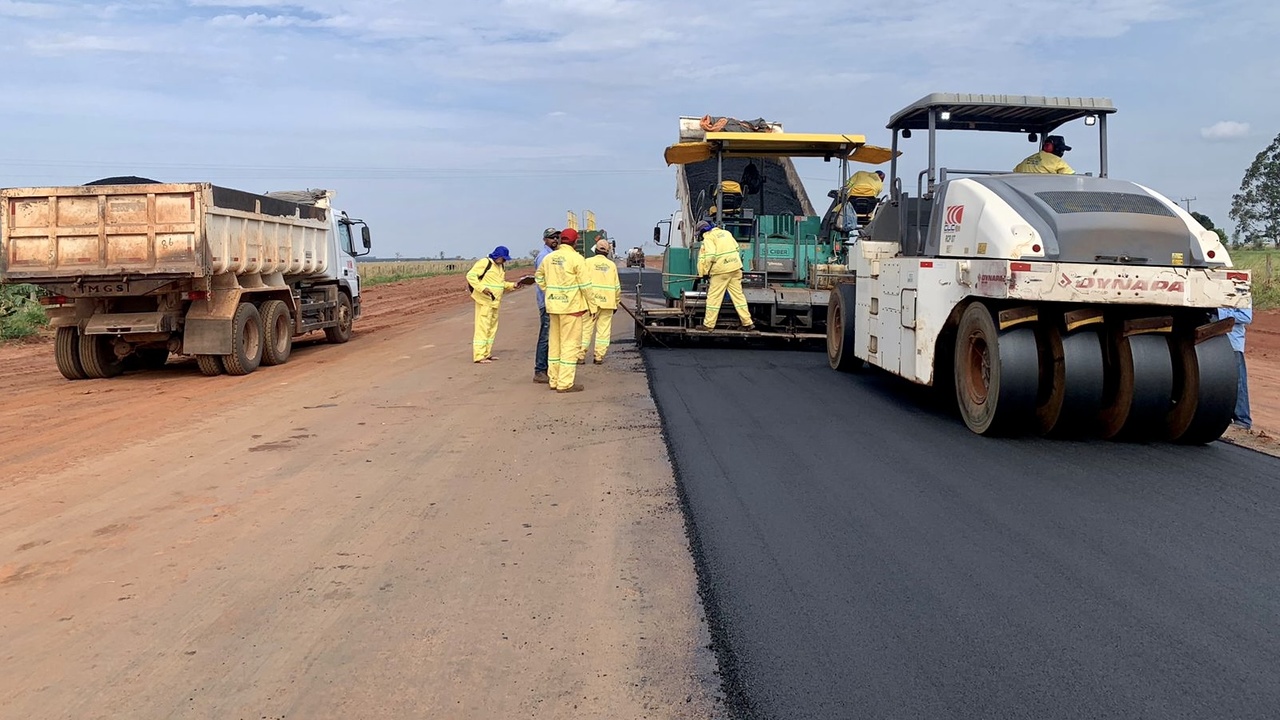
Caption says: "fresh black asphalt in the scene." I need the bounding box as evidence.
[619,266,665,301]
[645,347,1280,720]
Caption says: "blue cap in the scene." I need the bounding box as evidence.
[489,245,511,261]
[696,220,715,233]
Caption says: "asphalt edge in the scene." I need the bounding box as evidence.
[638,346,756,720]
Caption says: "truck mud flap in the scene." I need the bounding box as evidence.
[83,312,178,335]
[183,288,241,355]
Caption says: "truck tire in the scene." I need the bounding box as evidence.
[55,327,88,380]
[196,354,225,376]
[324,292,353,344]
[259,300,293,366]
[827,283,861,372]
[222,302,264,376]
[78,334,123,379]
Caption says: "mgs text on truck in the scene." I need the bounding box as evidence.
[0,182,372,378]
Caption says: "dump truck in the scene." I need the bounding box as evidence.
[639,116,893,344]
[0,181,372,379]
[625,247,645,268]
[825,94,1250,443]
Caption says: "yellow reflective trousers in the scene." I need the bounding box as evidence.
[549,312,585,390]
[580,310,615,362]
[472,303,499,361]
[703,269,753,329]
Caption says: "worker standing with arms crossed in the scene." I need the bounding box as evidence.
[532,228,560,384]
[696,220,756,332]
[536,228,598,392]
[579,239,622,364]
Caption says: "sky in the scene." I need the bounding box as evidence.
[0,0,1275,260]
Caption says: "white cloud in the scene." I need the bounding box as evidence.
[0,0,62,18]
[1200,121,1251,141]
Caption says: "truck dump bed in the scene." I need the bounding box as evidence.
[1,183,332,282]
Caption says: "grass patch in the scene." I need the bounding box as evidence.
[1232,250,1278,309]
[359,260,532,288]
[0,284,48,339]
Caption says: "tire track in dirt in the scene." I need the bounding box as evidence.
[0,271,532,483]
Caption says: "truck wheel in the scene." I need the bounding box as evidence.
[55,327,88,380]
[953,302,1039,436]
[260,299,293,366]
[222,302,264,376]
[196,354,225,376]
[78,334,123,379]
[324,292,353,344]
[827,283,861,372]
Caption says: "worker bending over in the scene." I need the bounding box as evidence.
[845,169,885,198]
[467,246,532,364]
[696,221,756,332]
[536,231,598,392]
[579,239,622,365]
[1014,135,1074,174]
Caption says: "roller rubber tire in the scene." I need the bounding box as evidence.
[259,299,293,366]
[324,292,353,344]
[1099,332,1174,441]
[196,354,225,376]
[1168,333,1237,444]
[222,302,264,376]
[827,283,862,372]
[78,334,123,379]
[1035,326,1105,437]
[55,326,87,380]
[953,303,1040,436]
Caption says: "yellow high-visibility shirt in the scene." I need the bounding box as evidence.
[535,245,598,315]
[696,228,745,276]
[845,170,884,197]
[467,258,516,308]
[1014,151,1074,175]
[584,255,622,310]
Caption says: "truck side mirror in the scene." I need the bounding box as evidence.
[653,226,662,244]
[827,189,838,199]
[361,225,372,249]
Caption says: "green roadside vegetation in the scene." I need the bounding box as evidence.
[0,284,47,340]
[1231,249,1278,309]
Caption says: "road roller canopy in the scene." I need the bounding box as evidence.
[664,133,897,166]
[888,93,1117,135]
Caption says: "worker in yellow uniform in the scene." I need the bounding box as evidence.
[536,229,599,392]
[845,169,885,198]
[467,245,532,363]
[1014,135,1074,174]
[579,239,623,365]
[696,220,756,332]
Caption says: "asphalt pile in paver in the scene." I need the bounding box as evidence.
[683,157,808,222]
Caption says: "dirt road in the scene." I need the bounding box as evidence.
[0,277,719,719]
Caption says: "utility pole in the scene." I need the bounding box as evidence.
[1180,197,1196,212]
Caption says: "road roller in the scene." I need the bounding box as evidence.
[826,93,1251,442]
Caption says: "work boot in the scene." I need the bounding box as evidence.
[741,324,758,333]
[593,358,603,365]
[557,384,585,393]
[533,372,549,383]
[577,357,586,365]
